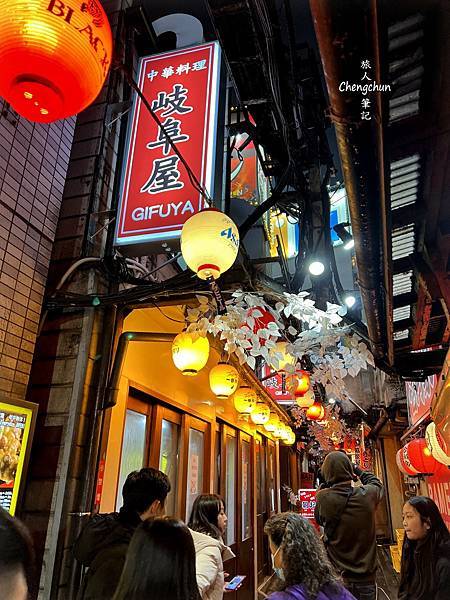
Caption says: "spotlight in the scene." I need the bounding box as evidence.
[334,223,354,250]
[328,397,336,404]
[344,294,356,308]
[309,261,325,276]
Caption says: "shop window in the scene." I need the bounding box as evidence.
[225,433,237,546]
[214,426,221,495]
[116,409,147,511]
[241,439,252,540]
[159,419,180,517]
[186,428,205,520]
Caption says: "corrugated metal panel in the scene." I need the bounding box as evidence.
[392,224,415,259]
[394,329,410,340]
[390,154,420,210]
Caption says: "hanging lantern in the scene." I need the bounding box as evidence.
[250,402,270,425]
[270,341,296,372]
[0,0,113,123]
[396,447,418,476]
[263,413,279,433]
[209,363,239,399]
[426,422,450,466]
[233,386,257,414]
[273,423,286,439]
[244,307,277,345]
[172,332,210,376]
[282,428,296,446]
[293,371,310,397]
[296,389,315,408]
[306,402,325,421]
[399,438,442,475]
[181,209,239,280]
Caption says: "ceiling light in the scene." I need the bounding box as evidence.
[328,397,336,404]
[344,294,356,308]
[334,223,354,250]
[309,261,325,276]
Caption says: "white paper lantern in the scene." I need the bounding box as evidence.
[209,363,239,399]
[425,422,450,466]
[250,402,270,425]
[172,332,210,376]
[181,209,239,280]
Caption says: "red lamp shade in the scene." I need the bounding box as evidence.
[245,307,276,345]
[294,370,310,398]
[306,402,325,421]
[0,0,112,123]
[397,438,442,476]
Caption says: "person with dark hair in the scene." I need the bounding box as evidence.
[398,495,450,600]
[113,517,201,600]
[314,452,383,600]
[263,512,355,600]
[188,494,235,599]
[0,508,35,600]
[74,467,170,600]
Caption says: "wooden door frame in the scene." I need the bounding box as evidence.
[181,414,212,521]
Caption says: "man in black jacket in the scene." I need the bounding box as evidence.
[74,467,170,600]
[315,451,384,600]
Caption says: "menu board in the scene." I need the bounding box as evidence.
[298,488,317,520]
[0,401,36,515]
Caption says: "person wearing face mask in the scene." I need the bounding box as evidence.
[263,512,356,600]
[188,494,235,599]
[74,468,171,600]
[398,496,450,600]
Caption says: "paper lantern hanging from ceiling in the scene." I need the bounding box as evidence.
[306,402,325,421]
[250,402,270,425]
[398,438,442,475]
[282,427,296,446]
[245,307,276,345]
[425,422,450,466]
[272,423,285,439]
[181,209,239,280]
[263,412,279,432]
[294,371,310,397]
[172,332,209,376]
[296,389,315,408]
[0,0,113,123]
[233,386,257,414]
[209,363,239,399]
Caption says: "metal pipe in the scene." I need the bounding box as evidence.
[105,331,177,408]
[309,0,389,361]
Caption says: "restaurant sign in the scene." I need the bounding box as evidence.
[406,374,438,428]
[0,400,37,515]
[115,42,221,252]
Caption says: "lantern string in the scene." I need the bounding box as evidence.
[115,61,213,206]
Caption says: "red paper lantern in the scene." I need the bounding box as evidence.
[245,307,276,345]
[294,370,310,398]
[306,402,325,421]
[397,438,443,476]
[0,0,113,123]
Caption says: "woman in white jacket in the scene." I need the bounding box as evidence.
[188,494,235,600]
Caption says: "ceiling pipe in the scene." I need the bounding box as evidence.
[309,0,392,364]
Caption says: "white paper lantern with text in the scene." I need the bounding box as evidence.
[181,209,239,280]
[209,363,239,399]
[426,422,450,466]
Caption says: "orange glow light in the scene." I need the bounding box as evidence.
[306,402,325,421]
[0,0,112,122]
[294,370,310,397]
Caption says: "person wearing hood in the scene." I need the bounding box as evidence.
[74,467,170,600]
[399,495,450,600]
[188,494,235,599]
[263,512,356,600]
[314,451,383,600]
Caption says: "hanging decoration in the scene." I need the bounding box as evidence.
[425,422,450,466]
[270,341,296,372]
[263,413,279,432]
[209,363,239,399]
[398,438,443,475]
[250,402,270,425]
[295,389,315,408]
[172,332,209,376]
[396,447,418,476]
[293,371,310,397]
[306,402,325,421]
[281,426,296,445]
[181,209,239,280]
[0,0,112,122]
[233,386,257,414]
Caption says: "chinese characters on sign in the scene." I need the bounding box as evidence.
[115,43,221,250]
[406,375,439,427]
[298,489,317,520]
[360,59,372,121]
[338,60,391,122]
[0,402,35,514]
[261,363,292,402]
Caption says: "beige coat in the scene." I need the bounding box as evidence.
[189,529,235,600]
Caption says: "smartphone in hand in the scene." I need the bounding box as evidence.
[225,575,246,591]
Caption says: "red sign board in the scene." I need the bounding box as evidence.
[406,375,438,427]
[298,489,317,519]
[427,472,450,531]
[261,363,292,402]
[115,42,221,250]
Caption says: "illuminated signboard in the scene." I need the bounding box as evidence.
[261,363,292,403]
[406,374,439,427]
[0,400,37,515]
[298,488,317,519]
[115,42,221,252]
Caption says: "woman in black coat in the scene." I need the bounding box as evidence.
[399,496,450,600]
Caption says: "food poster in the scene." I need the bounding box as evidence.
[0,401,34,514]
